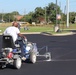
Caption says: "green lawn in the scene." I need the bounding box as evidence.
[20,26,53,32]
[0,23,76,34]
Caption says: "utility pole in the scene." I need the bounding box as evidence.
[24,9,26,22]
[45,7,47,24]
[56,0,57,26]
[66,0,69,28]
[9,14,10,22]
[64,6,66,15]
[54,0,59,32]
[2,9,4,21]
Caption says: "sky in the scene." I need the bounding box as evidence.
[0,0,76,15]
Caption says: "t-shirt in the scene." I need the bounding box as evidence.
[3,26,20,42]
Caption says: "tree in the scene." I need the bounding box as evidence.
[69,12,76,23]
[11,11,20,15]
[46,2,61,23]
[4,13,14,22]
[32,7,45,23]
[0,14,3,20]
[27,12,34,23]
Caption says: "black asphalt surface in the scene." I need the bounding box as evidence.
[0,32,76,75]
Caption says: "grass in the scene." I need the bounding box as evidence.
[0,23,76,34]
[20,26,53,32]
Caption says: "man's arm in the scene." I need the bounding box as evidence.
[18,33,26,39]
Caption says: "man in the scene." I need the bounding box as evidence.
[3,21,26,60]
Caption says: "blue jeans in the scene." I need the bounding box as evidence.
[18,40,26,57]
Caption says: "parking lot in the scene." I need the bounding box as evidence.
[0,33,76,75]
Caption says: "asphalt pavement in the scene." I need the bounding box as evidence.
[0,32,76,75]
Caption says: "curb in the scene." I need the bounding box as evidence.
[0,32,75,36]
[52,32,76,36]
[21,32,41,34]
[40,32,76,36]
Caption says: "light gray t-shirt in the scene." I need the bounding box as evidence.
[3,26,20,42]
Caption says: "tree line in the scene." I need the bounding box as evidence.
[0,2,76,24]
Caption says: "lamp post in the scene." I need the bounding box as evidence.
[66,0,69,28]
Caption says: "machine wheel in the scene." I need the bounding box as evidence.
[45,52,51,58]
[13,58,22,69]
[0,65,6,69]
[0,63,6,69]
[30,51,36,64]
